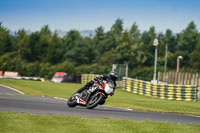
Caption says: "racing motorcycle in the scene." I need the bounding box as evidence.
[67,79,114,109]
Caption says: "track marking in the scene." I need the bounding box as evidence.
[54,96,133,111]
[54,97,68,101]
[102,105,133,111]
[0,84,24,94]
[186,114,200,118]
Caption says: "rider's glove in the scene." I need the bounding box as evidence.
[100,74,107,80]
[94,77,100,81]
[87,80,94,86]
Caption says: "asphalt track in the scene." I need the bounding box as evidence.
[0,85,200,125]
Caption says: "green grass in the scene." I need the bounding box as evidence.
[106,90,200,115]
[0,78,78,98]
[0,78,200,116]
[0,112,200,133]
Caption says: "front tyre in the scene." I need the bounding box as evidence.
[67,95,78,107]
[87,93,105,109]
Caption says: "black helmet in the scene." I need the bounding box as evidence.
[108,71,118,81]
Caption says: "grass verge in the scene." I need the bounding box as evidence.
[0,112,200,133]
[0,79,200,115]
[0,78,78,98]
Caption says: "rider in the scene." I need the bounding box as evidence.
[75,71,118,95]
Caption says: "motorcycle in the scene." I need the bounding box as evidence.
[67,79,114,109]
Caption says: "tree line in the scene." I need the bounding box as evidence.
[0,19,200,80]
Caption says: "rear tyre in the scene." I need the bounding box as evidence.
[87,93,105,109]
[67,95,78,107]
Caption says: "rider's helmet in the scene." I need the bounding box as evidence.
[107,71,118,81]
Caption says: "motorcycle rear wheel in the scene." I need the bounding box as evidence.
[87,93,104,109]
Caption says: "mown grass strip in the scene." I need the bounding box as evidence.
[0,112,200,133]
[0,79,200,115]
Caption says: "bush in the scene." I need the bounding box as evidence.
[0,52,19,71]
[39,63,53,79]
[130,66,154,81]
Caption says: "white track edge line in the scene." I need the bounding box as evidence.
[102,105,133,111]
[53,96,133,111]
[0,84,24,94]
[54,97,68,101]
[186,114,200,118]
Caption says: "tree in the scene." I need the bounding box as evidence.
[111,18,123,38]
[0,22,12,56]
[92,26,105,60]
[84,37,99,64]
[140,26,156,66]
[63,30,82,51]
[52,61,75,74]
[65,41,90,66]
[1,20,200,80]
[165,29,176,53]
[29,31,40,61]
[38,25,52,62]
[190,37,200,70]
[99,19,124,53]
[94,26,105,49]
[129,22,140,42]
[176,21,198,68]
[115,30,132,64]
[0,52,18,71]
[162,29,177,68]
[63,30,95,66]
[99,31,116,52]
[46,32,63,64]
[16,29,31,61]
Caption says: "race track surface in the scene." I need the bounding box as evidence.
[0,85,200,125]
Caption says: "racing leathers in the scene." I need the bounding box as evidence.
[76,74,117,95]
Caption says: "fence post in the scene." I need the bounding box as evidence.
[185,72,188,85]
[171,72,173,84]
[171,72,174,84]
[179,73,181,85]
[196,73,199,101]
[197,87,200,102]
[172,72,174,84]
[189,73,192,85]
[173,72,176,84]
[192,74,195,85]
[175,72,179,85]
[182,72,185,85]
[166,72,168,83]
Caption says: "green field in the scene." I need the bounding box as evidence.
[0,112,200,133]
[0,79,200,115]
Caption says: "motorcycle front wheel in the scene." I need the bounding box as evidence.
[86,93,105,109]
[67,95,78,107]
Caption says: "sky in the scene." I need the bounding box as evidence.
[0,0,200,33]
